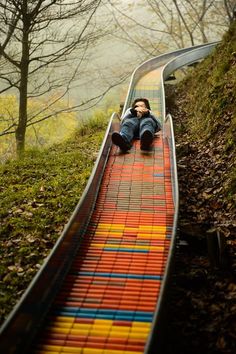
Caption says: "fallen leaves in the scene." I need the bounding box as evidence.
[0,130,105,325]
[165,83,236,354]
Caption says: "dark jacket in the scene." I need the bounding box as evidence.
[122,108,162,131]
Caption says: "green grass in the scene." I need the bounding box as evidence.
[179,21,236,142]
[0,116,107,324]
[178,21,236,200]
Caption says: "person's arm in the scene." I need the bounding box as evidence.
[122,108,136,120]
[149,111,162,131]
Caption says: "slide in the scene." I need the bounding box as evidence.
[0,42,217,354]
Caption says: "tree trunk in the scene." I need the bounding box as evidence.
[16,69,28,156]
[15,2,29,158]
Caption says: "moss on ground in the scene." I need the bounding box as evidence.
[0,127,106,324]
[177,20,236,202]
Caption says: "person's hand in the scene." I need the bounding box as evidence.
[136,109,142,118]
[135,107,149,118]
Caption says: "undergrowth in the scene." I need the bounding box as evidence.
[179,21,236,141]
[0,115,107,325]
[178,20,236,201]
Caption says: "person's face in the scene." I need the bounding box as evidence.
[134,101,147,110]
[134,101,148,118]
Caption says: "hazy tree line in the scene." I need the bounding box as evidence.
[0,0,235,157]
[108,0,236,56]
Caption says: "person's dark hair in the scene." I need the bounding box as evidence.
[132,98,151,110]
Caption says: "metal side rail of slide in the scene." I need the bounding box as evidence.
[0,42,218,354]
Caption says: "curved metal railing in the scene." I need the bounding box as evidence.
[0,113,118,354]
[122,42,218,117]
[144,42,218,354]
[144,113,179,353]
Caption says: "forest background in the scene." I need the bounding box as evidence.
[0,0,235,159]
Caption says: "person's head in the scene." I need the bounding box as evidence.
[132,98,151,110]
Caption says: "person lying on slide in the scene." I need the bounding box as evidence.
[112,98,161,151]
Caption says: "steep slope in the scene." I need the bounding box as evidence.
[0,126,106,326]
[175,20,236,233]
[165,20,236,354]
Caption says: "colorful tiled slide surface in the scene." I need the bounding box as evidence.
[32,68,175,354]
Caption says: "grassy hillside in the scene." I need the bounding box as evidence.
[183,22,236,142]
[174,20,236,230]
[0,118,108,325]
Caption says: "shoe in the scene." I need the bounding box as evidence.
[140,130,153,150]
[112,132,131,151]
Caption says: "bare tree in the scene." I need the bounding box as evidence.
[107,0,235,55]
[0,0,114,156]
[223,0,236,22]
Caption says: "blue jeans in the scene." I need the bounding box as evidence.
[120,117,158,143]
